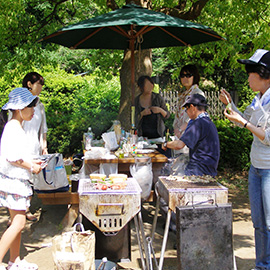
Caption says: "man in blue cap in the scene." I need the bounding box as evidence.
[162,93,220,177]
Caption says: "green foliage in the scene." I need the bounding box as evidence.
[43,70,120,156]
[0,68,120,156]
[0,0,269,165]
[214,119,253,171]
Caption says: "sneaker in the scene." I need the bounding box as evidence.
[8,260,38,270]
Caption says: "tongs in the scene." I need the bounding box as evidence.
[97,257,107,270]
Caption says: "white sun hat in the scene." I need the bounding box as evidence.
[2,87,39,110]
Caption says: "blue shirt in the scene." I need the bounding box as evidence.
[181,113,220,176]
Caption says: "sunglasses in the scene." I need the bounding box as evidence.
[185,104,191,112]
[180,73,193,78]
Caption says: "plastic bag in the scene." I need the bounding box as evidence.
[84,147,109,159]
[101,132,118,151]
[130,159,153,201]
[161,154,189,176]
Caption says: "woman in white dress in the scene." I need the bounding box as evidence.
[0,87,43,270]
[22,72,48,156]
[22,72,48,221]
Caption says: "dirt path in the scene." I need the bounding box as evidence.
[0,191,255,270]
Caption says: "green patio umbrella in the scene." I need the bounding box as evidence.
[40,3,223,128]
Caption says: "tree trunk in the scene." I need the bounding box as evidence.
[112,0,209,129]
[119,49,152,130]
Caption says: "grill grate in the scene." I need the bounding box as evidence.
[78,178,141,195]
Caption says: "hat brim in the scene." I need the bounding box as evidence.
[237,59,257,65]
[2,96,39,110]
[182,101,209,108]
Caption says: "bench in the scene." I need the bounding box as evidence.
[37,188,154,229]
[37,192,80,229]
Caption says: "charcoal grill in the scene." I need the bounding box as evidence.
[151,176,229,270]
[79,178,141,233]
[78,178,151,270]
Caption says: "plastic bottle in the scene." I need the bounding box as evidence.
[84,127,94,150]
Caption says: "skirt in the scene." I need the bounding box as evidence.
[0,172,32,210]
[0,191,31,210]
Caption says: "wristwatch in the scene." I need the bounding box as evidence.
[163,141,167,148]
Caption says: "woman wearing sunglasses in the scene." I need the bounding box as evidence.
[173,64,205,140]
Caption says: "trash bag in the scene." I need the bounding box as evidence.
[130,157,153,201]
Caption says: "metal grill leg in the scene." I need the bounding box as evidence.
[159,209,172,270]
[151,195,160,242]
[134,214,147,270]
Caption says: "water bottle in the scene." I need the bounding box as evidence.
[84,127,94,150]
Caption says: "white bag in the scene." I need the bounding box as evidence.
[52,223,95,270]
[34,153,69,192]
[101,131,118,150]
[130,163,153,201]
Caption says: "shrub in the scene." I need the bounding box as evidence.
[214,119,253,171]
[42,70,120,156]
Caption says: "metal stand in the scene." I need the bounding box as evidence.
[134,212,148,270]
[151,194,172,270]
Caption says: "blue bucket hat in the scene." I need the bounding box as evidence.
[2,87,39,110]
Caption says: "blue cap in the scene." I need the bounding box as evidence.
[183,94,208,107]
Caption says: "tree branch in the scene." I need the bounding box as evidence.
[106,0,119,10]
[157,0,210,20]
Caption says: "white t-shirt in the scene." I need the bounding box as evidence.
[0,120,32,179]
[23,101,48,155]
[0,119,33,197]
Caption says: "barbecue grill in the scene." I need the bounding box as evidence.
[157,176,228,211]
[78,178,142,234]
[151,176,229,270]
[78,178,150,270]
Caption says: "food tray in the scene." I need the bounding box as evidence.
[78,178,141,195]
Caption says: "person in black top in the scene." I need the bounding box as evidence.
[135,76,170,139]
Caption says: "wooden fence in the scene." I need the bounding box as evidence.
[160,90,225,119]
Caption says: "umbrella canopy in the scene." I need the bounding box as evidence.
[40,3,223,128]
[41,4,222,50]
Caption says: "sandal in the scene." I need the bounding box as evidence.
[7,260,38,270]
[25,211,38,222]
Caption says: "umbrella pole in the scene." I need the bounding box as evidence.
[130,37,136,130]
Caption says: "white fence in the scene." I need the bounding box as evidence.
[160,90,225,119]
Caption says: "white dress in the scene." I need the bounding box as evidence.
[0,120,33,210]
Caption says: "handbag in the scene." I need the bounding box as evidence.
[34,153,69,193]
[52,223,95,270]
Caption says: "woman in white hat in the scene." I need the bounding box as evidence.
[0,87,43,270]
[220,49,270,270]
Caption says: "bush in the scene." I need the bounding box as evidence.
[0,67,121,157]
[42,70,120,156]
[214,119,253,171]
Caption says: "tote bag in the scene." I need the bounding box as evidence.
[52,223,95,270]
[34,153,69,193]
